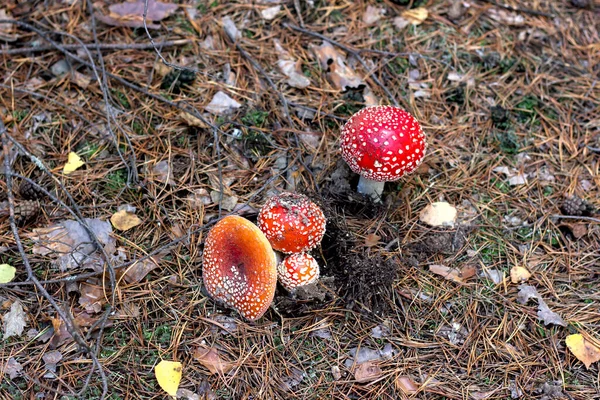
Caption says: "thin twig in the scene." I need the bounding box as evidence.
[479,0,556,18]
[0,39,191,55]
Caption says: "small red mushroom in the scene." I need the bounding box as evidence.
[278,253,320,291]
[340,106,427,201]
[257,192,326,254]
[202,215,277,321]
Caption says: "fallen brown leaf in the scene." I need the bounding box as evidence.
[510,266,531,283]
[429,264,476,283]
[110,208,142,231]
[97,0,178,29]
[311,41,364,91]
[193,346,234,375]
[364,233,381,247]
[123,256,160,284]
[353,361,382,383]
[396,375,419,394]
[79,281,106,313]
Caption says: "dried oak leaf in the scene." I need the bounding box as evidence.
[97,0,178,29]
[4,357,23,379]
[311,41,364,91]
[274,39,311,89]
[516,285,566,327]
[2,301,27,339]
[30,218,115,273]
[193,346,234,375]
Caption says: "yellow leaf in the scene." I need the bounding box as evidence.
[155,360,182,397]
[401,7,428,25]
[510,266,531,283]
[0,264,16,283]
[62,152,85,174]
[566,334,600,369]
[110,209,142,231]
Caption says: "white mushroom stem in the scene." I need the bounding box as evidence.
[357,176,386,202]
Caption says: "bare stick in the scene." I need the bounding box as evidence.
[0,39,191,55]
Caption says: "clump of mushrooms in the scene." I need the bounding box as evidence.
[340,105,427,201]
[257,192,326,291]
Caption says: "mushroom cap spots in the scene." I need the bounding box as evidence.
[340,105,427,182]
[278,253,320,291]
[202,215,277,321]
[257,192,326,254]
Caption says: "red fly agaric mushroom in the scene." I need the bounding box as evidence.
[257,192,326,254]
[340,106,427,201]
[278,253,320,291]
[202,215,277,321]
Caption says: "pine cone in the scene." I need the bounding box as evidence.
[0,200,40,224]
[561,195,593,217]
[19,179,45,200]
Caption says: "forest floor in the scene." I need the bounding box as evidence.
[0,0,599,399]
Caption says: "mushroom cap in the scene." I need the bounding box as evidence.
[257,192,326,254]
[202,215,277,321]
[278,253,320,291]
[340,106,427,182]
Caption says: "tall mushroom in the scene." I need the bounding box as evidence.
[340,106,427,201]
[202,215,277,321]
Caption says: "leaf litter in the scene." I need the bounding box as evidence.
[517,285,566,327]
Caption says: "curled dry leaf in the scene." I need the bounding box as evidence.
[487,8,525,26]
[31,218,115,272]
[429,264,476,284]
[493,166,528,186]
[111,209,142,231]
[79,281,105,313]
[363,6,385,26]
[97,0,178,29]
[193,346,233,375]
[151,160,175,186]
[401,7,428,25]
[517,284,566,327]
[2,300,27,339]
[396,375,419,394]
[274,39,311,89]
[261,5,281,20]
[364,233,381,247]
[4,357,23,379]
[565,334,600,369]
[419,202,457,227]
[123,256,160,284]
[205,91,242,115]
[42,350,63,375]
[354,361,382,383]
[510,266,531,283]
[311,41,364,91]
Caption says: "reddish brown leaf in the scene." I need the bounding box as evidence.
[193,346,233,375]
[396,375,420,394]
[429,264,476,283]
[353,361,382,383]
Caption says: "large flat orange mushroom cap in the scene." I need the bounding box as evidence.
[202,215,277,321]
